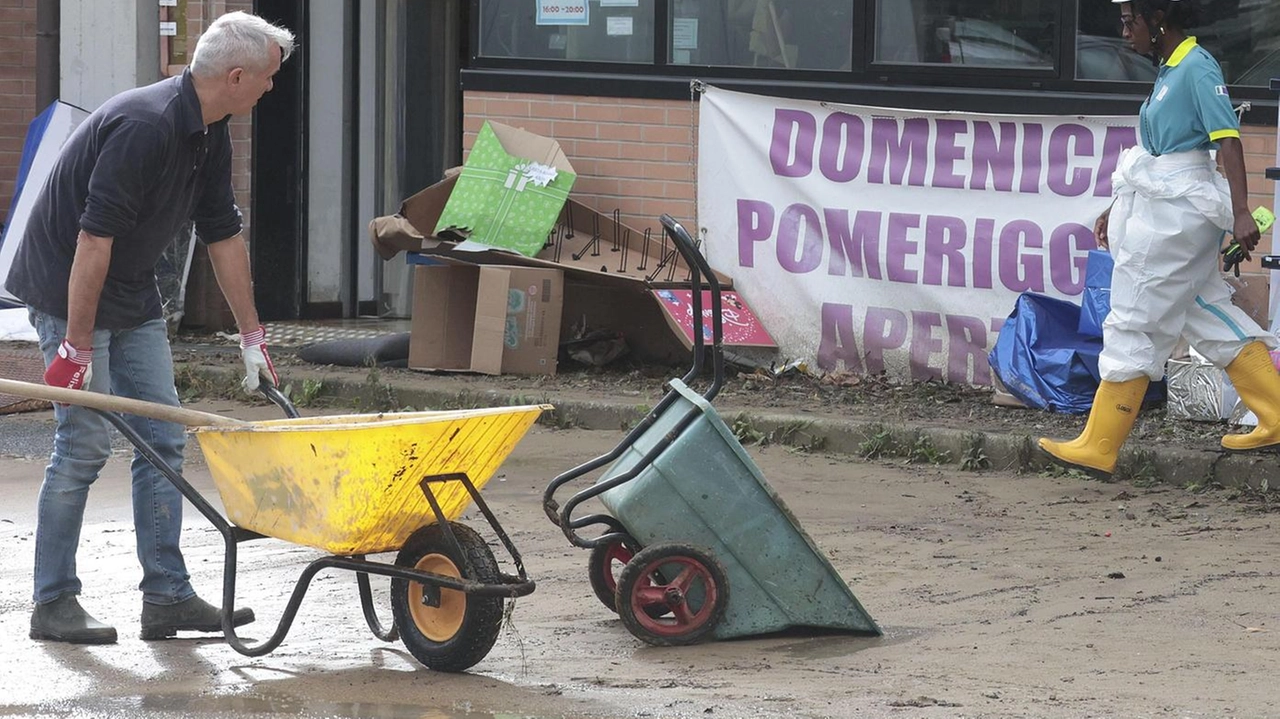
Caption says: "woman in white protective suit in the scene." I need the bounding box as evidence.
[1039,0,1280,477]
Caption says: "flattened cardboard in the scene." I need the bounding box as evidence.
[1226,273,1270,330]
[544,198,734,289]
[371,174,734,290]
[373,169,776,366]
[650,289,777,349]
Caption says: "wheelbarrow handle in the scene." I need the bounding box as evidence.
[257,379,301,419]
[0,377,245,427]
[658,214,725,401]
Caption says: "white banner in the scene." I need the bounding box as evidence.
[697,86,1138,385]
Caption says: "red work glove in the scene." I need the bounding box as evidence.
[44,340,93,391]
[239,326,278,393]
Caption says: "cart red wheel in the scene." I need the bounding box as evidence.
[615,543,728,646]
[589,536,673,618]
[586,534,639,611]
[588,536,634,612]
[391,522,504,672]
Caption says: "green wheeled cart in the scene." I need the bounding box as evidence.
[544,215,880,645]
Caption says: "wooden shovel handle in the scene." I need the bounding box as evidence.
[0,378,246,427]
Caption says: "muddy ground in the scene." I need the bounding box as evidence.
[2,394,1279,719]
[174,340,1241,458]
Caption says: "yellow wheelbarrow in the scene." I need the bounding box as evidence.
[0,377,549,672]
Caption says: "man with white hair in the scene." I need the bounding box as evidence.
[4,11,296,644]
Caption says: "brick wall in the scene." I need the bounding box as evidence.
[462,92,698,236]
[1240,123,1277,271]
[0,1,255,237]
[466,91,1280,269]
[0,0,36,231]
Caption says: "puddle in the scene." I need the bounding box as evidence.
[772,625,929,660]
[1,691,554,719]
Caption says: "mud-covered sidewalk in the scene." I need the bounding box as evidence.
[171,339,1280,500]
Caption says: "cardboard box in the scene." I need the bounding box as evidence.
[434,121,577,258]
[408,257,564,376]
[1226,273,1270,330]
[369,158,776,365]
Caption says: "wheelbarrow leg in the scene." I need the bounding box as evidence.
[417,474,531,586]
[354,563,398,642]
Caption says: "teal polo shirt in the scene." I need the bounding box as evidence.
[1139,37,1240,156]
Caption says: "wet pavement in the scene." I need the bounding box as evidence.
[2,399,1280,718]
[15,690,546,718]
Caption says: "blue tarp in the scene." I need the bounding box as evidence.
[990,291,1164,414]
[990,293,1104,414]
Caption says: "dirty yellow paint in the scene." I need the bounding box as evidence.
[192,405,550,554]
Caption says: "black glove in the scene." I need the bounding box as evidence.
[1222,241,1246,278]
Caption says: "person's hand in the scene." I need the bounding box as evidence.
[44,340,93,392]
[1232,209,1262,259]
[1093,208,1111,250]
[239,326,278,393]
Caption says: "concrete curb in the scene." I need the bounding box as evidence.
[176,361,1277,495]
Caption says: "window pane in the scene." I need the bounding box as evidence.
[1079,1,1280,86]
[1076,2,1157,83]
[668,0,853,70]
[1197,1,1280,87]
[478,0,655,63]
[875,0,1056,68]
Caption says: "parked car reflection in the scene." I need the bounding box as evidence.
[1077,35,1157,82]
[1235,44,1280,86]
[935,18,1052,67]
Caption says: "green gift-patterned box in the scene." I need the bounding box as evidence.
[435,121,577,258]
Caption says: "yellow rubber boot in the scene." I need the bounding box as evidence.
[1222,342,1280,451]
[1037,377,1149,477]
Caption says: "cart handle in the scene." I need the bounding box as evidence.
[258,379,300,419]
[541,215,725,547]
[659,214,725,402]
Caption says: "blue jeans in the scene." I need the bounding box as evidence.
[30,310,194,606]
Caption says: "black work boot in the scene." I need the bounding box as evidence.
[30,594,118,644]
[139,595,255,640]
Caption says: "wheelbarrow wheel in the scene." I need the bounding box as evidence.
[616,543,728,646]
[588,536,671,618]
[391,522,504,673]
[588,535,635,613]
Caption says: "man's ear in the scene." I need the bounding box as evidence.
[228,67,244,86]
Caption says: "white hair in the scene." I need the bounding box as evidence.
[190,11,296,78]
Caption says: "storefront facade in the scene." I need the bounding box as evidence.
[3,1,1277,324]
[290,0,1277,320]
[458,0,1279,231]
